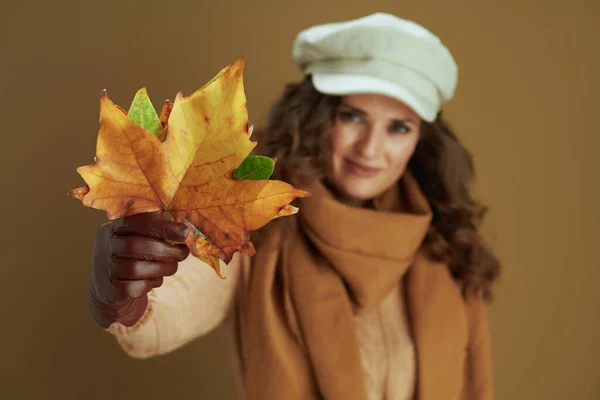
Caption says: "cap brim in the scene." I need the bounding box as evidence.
[311,73,437,122]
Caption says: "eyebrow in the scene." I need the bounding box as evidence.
[339,102,418,126]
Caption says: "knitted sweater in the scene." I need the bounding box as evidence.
[107,253,416,400]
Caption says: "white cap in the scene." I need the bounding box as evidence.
[292,13,458,122]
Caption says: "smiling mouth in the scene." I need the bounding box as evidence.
[344,158,383,176]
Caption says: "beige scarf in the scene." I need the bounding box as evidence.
[234,172,471,399]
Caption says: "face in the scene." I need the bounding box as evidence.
[324,94,421,206]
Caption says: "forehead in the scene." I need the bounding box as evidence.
[340,94,419,119]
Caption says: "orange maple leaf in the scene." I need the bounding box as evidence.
[69,58,310,277]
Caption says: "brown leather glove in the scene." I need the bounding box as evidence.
[86,212,190,329]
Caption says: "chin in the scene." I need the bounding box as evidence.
[338,180,385,202]
[325,165,395,204]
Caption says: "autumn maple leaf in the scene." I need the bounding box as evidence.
[69,58,310,277]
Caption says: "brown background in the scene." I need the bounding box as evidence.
[1,0,598,399]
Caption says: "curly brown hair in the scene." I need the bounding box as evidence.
[253,76,500,300]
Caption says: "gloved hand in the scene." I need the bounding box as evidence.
[86,212,190,328]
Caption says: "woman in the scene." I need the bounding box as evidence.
[86,12,500,400]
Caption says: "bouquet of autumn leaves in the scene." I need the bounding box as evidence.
[69,58,310,278]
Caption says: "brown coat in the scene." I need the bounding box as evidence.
[403,252,494,399]
[233,173,494,400]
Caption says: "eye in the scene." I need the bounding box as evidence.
[389,121,411,134]
[338,110,363,124]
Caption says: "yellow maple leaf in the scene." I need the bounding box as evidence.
[69,58,310,277]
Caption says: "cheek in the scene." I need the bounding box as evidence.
[386,137,419,170]
[328,124,356,162]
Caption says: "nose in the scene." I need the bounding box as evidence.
[355,126,384,159]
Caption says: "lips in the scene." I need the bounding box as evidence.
[344,158,382,177]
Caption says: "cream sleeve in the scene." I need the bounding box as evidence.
[105,253,243,359]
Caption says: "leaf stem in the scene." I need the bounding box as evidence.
[171,210,213,244]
